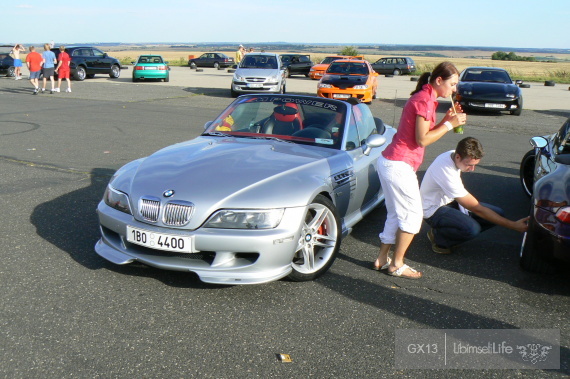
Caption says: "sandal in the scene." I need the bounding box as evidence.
[372,257,391,271]
[387,264,422,279]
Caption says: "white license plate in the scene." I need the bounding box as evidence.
[247,83,263,88]
[126,226,194,253]
[333,94,351,99]
[485,103,505,109]
[145,66,157,70]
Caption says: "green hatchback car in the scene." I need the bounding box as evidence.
[132,55,170,82]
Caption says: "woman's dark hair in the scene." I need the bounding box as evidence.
[411,61,460,95]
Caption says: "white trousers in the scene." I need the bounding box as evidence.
[377,155,423,244]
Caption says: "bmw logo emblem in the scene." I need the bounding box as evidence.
[163,189,175,198]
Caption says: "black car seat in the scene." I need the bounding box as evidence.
[261,104,302,135]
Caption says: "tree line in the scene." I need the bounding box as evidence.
[491,51,536,61]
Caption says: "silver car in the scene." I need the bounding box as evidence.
[95,95,395,285]
[231,53,286,97]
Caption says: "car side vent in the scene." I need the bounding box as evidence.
[139,196,161,223]
[332,170,353,188]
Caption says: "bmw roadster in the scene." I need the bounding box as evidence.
[95,95,395,284]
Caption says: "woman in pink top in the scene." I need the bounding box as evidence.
[373,61,466,279]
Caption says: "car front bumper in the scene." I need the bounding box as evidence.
[95,201,307,285]
[458,97,520,112]
[317,88,373,103]
[232,81,282,94]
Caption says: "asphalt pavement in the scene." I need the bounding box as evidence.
[0,70,569,378]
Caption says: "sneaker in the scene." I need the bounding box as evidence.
[427,229,452,254]
[65,88,72,93]
[33,88,39,95]
[50,89,54,94]
[53,88,60,93]
[40,88,45,94]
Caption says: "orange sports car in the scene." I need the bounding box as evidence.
[316,59,379,104]
[308,55,363,80]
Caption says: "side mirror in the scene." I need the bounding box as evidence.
[204,121,213,130]
[165,61,169,64]
[530,136,548,149]
[363,134,387,156]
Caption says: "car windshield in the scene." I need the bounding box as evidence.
[203,95,347,149]
[138,56,163,64]
[462,69,511,83]
[327,62,369,75]
[240,55,278,69]
[321,57,342,64]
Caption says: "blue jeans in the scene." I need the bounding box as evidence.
[424,202,504,248]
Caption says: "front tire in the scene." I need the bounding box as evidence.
[520,149,535,197]
[109,64,121,78]
[287,195,341,282]
[7,66,15,77]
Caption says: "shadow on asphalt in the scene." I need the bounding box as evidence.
[30,167,219,290]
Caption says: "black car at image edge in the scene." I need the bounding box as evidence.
[519,118,570,273]
[53,46,123,81]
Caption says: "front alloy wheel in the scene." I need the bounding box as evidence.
[288,195,341,282]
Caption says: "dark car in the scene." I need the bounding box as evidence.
[456,67,523,116]
[0,45,15,77]
[279,54,313,77]
[189,53,234,68]
[53,46,122,81]
[371,57,416,75]
[519,118,570,273]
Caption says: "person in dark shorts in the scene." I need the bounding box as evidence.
[41,43,57,94]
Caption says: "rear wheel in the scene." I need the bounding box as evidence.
[164,75,169,82]
[7,66,15,77]
[288,195,341,282]
[74,66,86,81]
[520,149,535,197]
[213,62,219,69]
[393,68,401,75]
[109,64,120,78]
[520,220,556,274]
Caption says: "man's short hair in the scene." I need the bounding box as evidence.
[455,137,485,160]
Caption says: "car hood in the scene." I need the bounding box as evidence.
[235,68,281,77]
[114,136,348,229]
[321,75,369,89]
[459,82,519,95]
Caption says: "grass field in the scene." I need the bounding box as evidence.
[109,48,570,84]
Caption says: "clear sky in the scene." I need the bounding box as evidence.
[4,0,569,49]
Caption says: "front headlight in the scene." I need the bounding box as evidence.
[353,85,369,89]
[318,83,333,89]
[506,93,516,98]
[103,185,132,215]
[233,74,244,81]
[204,209,284,229]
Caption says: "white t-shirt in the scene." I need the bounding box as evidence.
[420,150,469,218]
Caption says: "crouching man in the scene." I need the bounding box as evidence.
[420,137,528,254]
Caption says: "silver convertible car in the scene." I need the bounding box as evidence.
[95,94,395,284]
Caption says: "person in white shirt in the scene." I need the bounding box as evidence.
[420,137,528,254]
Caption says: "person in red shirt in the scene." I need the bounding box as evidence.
[372,61,467,279]
[25,46,44,95]
[54,46,72,93]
